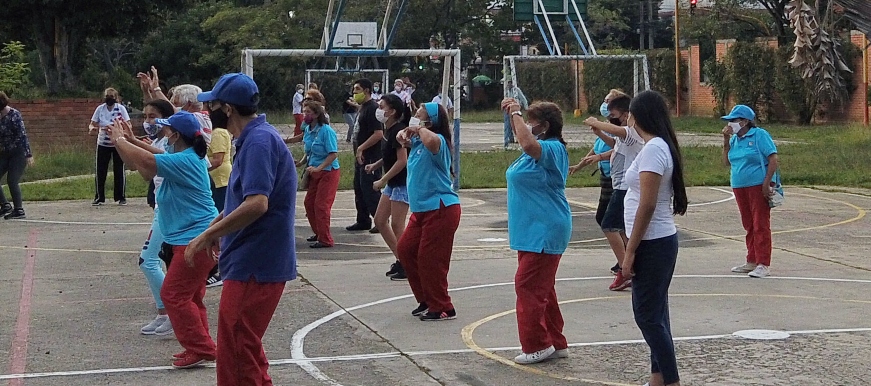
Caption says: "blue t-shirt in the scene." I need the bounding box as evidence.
[406,135,460,213]
[154,148,218,245]
[220,115,298,283]
[728,127,777,188]
[593,137,612,177]
[306,124,339,171]
[506,139,572,254]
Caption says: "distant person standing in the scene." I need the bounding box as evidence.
[346,78,383,233]
[342,86,359,143]
[292,83,305,136]
[372,82,383,102]
[503,80,528,149]
[431,92,454,118]
[0,91,33,220]
[191,72,298,385]
[89,87,130,206]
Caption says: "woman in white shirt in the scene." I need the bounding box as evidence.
[621,90,688,386]
[88,88,130,206]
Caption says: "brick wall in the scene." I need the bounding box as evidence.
[13,99,144,150]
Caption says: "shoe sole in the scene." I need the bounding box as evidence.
[5,216,25,220]
[389,277,408,281]
[610,280,632,291]
[172,358,212,369]
[206,281,223,288]
[140,330,157,335]
[421,315,456,321]
[748,273,769,278]
[732,268,754,273]
[154,329,174,336]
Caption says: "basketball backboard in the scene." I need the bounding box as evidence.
[331,22,378,49]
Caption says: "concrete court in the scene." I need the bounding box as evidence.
[1,186,870,385]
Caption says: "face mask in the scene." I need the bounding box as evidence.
[600,102,610,118]
[395,85,403,92]
[728,122,742,134]
[374,87,380,93]
[143,122,162,137]
[375,108,388,123]
[165,133,178,154]
[304,114,314,124]
[608,118,622,126]
[210,107,229,130]
[353,92,365,104]
[105,97,116,105]
[409,117,421,127]
[297,89,303,94]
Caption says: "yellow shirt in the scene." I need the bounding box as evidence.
[207,128,233,188]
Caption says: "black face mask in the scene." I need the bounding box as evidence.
[105,97,116,105]
[210,107,229,130]
[609,118,622,126]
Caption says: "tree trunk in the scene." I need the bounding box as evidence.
[31,16,77,94]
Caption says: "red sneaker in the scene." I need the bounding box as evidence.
[609,271,632,291]
[172,353,215,369]
[172,351,187,360]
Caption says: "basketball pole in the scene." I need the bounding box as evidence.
[863,34,868,127]
[674,0,681,118]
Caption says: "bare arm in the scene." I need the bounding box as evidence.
[208,153,225,171]
[501,98,541,159]
[721,127,732,167]
[356,130,384,152]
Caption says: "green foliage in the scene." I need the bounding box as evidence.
[725,42,776,117]
[773,45,815,124]
[704,58,731,117]
[648,49,687,108]
[515,61,576,111]
[582,51,638,113]
[0,41,31,97]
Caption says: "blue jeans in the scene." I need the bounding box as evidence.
[140,207,166,310]
[503,112,514,147]
[344,112,358,142]
[631,233,680,384]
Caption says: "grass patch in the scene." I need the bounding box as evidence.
[24,144,96,182]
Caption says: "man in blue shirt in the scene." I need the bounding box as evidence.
[188,73,297,385]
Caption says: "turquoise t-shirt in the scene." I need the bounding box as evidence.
[154,148,219,245]
[506,139,572,254]
[728,128,777,188]
[406,135,460,213]
[306,124,339,171]
[593,137,612,177]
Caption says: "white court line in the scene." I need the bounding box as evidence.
[688,187,734,207]
[10,219,151,226]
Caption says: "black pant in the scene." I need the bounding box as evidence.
[0,147,27,209]
[94,145,126,202]
[353,161,382,227]
[595,170,614,226]
[631,233,680,384]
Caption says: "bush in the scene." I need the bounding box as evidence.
[0,41,31,97]
[583,58,635,113]
[704,58,730,117]
[515,61,576,111]
[774,46,815,124]
[648,49,687,108]
[725,42,777,119]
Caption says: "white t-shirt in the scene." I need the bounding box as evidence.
[432,94,453,110]
[91,103,130,147]
[609,126,645,190]
[623,137,676,240]
[292,91,304,114]
[192,111,213,145]
[391,90,412,105]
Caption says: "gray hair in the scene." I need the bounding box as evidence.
[170,84,204,111]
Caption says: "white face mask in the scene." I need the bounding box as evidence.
[728,122,742,134]
[375,108,388,123]
[409,117,421,127]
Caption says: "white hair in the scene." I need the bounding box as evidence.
[171,84,204,111]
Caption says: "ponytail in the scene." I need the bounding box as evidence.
[192,136,208,159]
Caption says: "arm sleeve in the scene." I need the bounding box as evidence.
[362,105,381,134]
[239,140,277,198]
[758,130,777,157]
[91,107,100,124]
[324,126,338,153]
[14,112,31,158]
[155,152,191,184]
[536,140,560,171]
[211,130,231,154]
[120,105,130,121]
[638,142,670,176]
[622,126,643,146]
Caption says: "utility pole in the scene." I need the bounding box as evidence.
[674,0,681,117]
[648,0,654,49]
[639,0,645,50]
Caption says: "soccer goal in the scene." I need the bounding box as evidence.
[241,48,463,189]
[504,54,651,146]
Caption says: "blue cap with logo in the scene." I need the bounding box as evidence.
[721,105,756,121]
[155,111,202,140]
[197,73,260,107]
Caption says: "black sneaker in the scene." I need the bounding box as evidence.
[92,199,104,206]
[345,223,371,231]
[385,261,401,276]
[205,272,223,288]
[369,226,380,234]
[390,268,407,281]
[0,203,12,218]
[306,235,318,242]
[118,199,127,206]
[411,303,428,317]
[4,208,25,220]
[610,263,620,276]
[420,309,456,321]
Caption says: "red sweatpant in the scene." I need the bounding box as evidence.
[216,279,285,386]
[397,202,461,313]
[733,185,772,266]
[304,168,340,246]
[515,251,567,353]
[160,245,217,358]
[293,114,303,136]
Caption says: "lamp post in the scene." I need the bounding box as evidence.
[674,0,681,117]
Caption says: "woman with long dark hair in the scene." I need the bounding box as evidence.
[621,90,687,386]
[395,102,461,321]
[109,111,219,369]
[502,99,572,364]
[364,94,412,280]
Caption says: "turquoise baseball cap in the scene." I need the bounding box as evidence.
[721,105,756,121]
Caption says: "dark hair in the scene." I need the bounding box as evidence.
[425,103,454,177]
[175,131,209,159]
[228,103,258,116]
[628,90,688,215]
[381,94,411,126]
[607,95,631,113]
[303,100,330,126]
[0,91,8,106]
[145,99,175,119]
[526,102,566,146]
[305,90,326,105]
[355,78,373,94]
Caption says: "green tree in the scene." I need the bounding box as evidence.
[0,41,31,97]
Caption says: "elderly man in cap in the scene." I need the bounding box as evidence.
[187,73,297,385]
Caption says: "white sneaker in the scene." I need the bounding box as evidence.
[748,264,770,278]
[154,317,174,336]
[140,315,168,335]
[731,262,756,273]
[549,348,569,359]
[513,346,555,364]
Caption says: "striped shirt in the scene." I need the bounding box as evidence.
[91,103,130,147]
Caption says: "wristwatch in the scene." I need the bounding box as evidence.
[511,111,522,117]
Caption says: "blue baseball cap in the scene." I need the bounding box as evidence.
[155,111,201,140]
[197,73,260,107]
[721,105,756,121]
